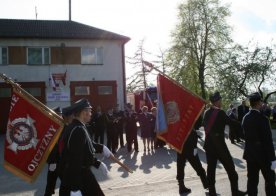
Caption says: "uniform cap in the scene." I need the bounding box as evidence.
[248,92,262,102]
[72,98,92,113]
[52,106,62,114]
[62,105,75,116]
[209,91,222,103]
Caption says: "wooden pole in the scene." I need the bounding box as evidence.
[142,60,208,103]
[109,154,133,173]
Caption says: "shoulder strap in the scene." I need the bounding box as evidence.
[204,109,219,136]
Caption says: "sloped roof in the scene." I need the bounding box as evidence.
[0,19,130,42]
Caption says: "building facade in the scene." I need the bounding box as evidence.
[0,19,130,133]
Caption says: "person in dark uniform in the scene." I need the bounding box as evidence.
[125,109,139,152]
[242,92,276,196]
[237,100,249,122]
[138,106,152,152]
[59,99,113,196]
[114,106,125,148]
[203,92,247,196]
[176,116,208,194]
[44,106,75,196]
[228,108,242,144]
[237,100,249,140]
[44,107,63,196]
[92,106,106,144]
[105,107,118,154]
[149,107,157,150]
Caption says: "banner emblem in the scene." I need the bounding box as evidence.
[166,101,180,124]
[6,115,39,153]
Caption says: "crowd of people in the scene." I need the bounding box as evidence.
[43,91,276,196]
[44,101,166,196]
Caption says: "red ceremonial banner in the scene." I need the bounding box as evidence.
[4,88,64,182]
[157,74,206,153]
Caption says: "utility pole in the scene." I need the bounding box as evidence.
[35,6,38,20]
[69,0,71,21]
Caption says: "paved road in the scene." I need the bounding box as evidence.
[0,127,275,196]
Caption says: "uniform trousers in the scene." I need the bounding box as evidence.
[176,153,206,181]
[94,127,105,144]
[205,141,239,193]
[106,128,118,153]
[126,133,138,152]
[246,160,276,196]
[44,166,59,196]
[59,168,104,196]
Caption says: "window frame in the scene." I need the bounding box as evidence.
[81,47,103,65]
[27,47,50,65]
[0,47,8,65]
[74,86,90,96]
[98,86,113,95]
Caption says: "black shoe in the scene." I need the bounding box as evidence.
[235,190,247,196]
[199,173,208,189]
[209,186,217,196]
[179,186,191,194]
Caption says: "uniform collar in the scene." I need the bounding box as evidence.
[251,108,260,113]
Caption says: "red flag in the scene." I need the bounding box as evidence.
[4,88,64,182]
[156,74,205,153]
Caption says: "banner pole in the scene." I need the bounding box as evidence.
[0,73,63,121]
[109,155,133,173]
[142,61,207,103]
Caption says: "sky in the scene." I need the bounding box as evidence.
[1,0,276,80]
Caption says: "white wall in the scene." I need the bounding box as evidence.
[0,38,126,109]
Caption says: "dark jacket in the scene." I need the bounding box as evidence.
[47,124,68,164]
[59,119,104,191]
[125,112,137,136]
[181,116,202,156]
[237,104,249,122]
[93,112,106,130]
[242,109,276,164]
[203,108,239,151]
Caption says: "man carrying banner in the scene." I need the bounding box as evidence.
[44,106,75,196]
[59,99,113,196]
[176,116,208,194]
[203,92,247,196]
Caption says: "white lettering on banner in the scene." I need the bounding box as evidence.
[27,125,57,172]
[10,94,19,112]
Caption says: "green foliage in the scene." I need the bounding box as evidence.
[166,0,232,99]
[216,43,276,102]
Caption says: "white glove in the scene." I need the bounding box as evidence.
[225,132,229,139]
[49,163,56,171]
[271,160,276,170]
[103,145,113,158]
[70,190,82,196]
[99,162,108,176]
[193,148,198,156]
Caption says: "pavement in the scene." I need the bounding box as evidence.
[0,127,275,196]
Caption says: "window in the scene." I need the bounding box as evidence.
[98,86,112,95]
[27,47,50,65]
[81,47,103,65]
[0,88,11,97]
[23,88,42,97]
[75,86,90,95]
[0,47,8,65]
